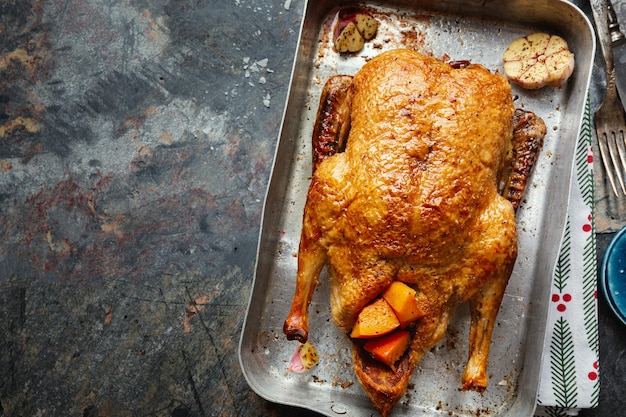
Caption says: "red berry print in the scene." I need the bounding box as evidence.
[588,361,599,381]
[552,293,572,312]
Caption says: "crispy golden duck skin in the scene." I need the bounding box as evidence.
[284,49,545,416]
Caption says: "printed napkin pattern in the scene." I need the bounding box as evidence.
[535,99,599,416]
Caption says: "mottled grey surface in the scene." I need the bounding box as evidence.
[1,0,303,415]
[0,0,625,416]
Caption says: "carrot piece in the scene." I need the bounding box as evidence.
[350,298,400,338]
[364,330,411,369]
[382,281,425,328]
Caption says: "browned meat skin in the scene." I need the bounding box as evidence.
[284,49,545,416]
[448,59,471,69]
[462,110,545,392]
[284,75,352,343]
[283,238,326,344]
[311,75,353,171]
[504,109,547,211]
[352,347,413,417]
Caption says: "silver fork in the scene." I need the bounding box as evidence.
[591,0,626,196]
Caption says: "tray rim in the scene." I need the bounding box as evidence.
[239,1,596,415]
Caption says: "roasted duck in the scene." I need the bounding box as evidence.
[284,49,545,416]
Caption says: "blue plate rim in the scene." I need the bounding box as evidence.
[601,226,626,326]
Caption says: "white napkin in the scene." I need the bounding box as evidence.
[535,99,600,416]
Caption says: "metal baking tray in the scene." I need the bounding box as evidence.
[240,0,595,416]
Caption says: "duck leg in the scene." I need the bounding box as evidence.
[463,109,546,390]
[283,75,353,343]
[463,259,515,390]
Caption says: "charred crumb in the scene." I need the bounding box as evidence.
[333,378,355,389]
[312,375,326,383]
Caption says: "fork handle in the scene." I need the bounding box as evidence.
[608,1,626,46]
[591,0,618,99]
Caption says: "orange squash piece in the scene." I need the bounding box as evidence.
[382,281,425,328]
[364,330,411,369]
[350,298,400,338]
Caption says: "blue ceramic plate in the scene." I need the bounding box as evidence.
[601,226,626,326]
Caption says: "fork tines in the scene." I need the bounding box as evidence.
[596,118,626,196]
